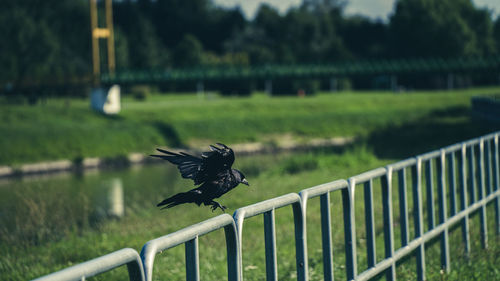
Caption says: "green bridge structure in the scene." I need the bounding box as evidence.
[4,55,500,96]
[101,55,500,86]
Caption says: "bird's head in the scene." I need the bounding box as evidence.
[233,169,249,186]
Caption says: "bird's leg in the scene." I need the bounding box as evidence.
[210,201,227,212]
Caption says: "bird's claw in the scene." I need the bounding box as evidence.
[210,202,227,212]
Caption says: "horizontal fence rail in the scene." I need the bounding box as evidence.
[33,132,500,281]
[32,248,145,281]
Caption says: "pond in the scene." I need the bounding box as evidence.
[0,163,184,246]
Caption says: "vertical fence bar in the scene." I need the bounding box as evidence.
[459,144,471,255]
[412,159,426,281]
[425,160,436,230]
[364,179,376,268]
[485,139,493,195]
[343,182,357,280]
[126,259,145,281]
[437,150,450,272]
[320,193,334,281]
[467,146,476,204]
[223,224,240,281]
[234,194,306,281]
[447,152,458,216]
[398,168,410,247]
[264,209,278,281]
[478,140,488,249]
[292,201,308,281]
[185,237,200,281]
[382,170,396,281]
[494,135,500,235]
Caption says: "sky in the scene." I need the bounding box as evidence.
[212,0,500,20]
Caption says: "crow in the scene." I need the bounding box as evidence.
[151,143,249,212]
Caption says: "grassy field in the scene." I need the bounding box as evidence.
[1,87,500,165]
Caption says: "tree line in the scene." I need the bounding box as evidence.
[1,0,499,88]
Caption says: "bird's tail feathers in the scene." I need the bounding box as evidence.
[157,190,199,210]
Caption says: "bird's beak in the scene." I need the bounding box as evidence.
[242,179,250,186]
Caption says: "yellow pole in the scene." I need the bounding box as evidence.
[105,0,116,75]
[90,0,100,85]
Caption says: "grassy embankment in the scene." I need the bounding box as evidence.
[1,87,500,280]
[1,87,499,165]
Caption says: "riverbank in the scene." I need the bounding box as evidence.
[0,136,354,178]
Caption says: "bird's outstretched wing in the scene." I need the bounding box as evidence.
[151,143,235,185]
[151,148,205,184]
[201,143,235,170]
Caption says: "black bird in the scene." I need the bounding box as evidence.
[151,143,249,212]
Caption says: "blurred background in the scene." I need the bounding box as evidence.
[1,0,500,97]
[1,0,500,280]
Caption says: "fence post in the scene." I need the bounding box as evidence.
[382,168,396,281]
[234,211,245,281]
[467,146,476,204]
[494,135,500,235]
[485,138,493,196]
[412,158,426,281]
[185,237,200,281]
[364,179,376,268]
[320,193,334,281]
[459,144,471,255]
[437,150,450,272]
[292,201,308,281]
[447,152,458,216]
[264,209,278,281]
[425,160,436,230]
[224,223,240,281]
[478,139,488,249]
[343,180,357,280]
[398,168,410,247]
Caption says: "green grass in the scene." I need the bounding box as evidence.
[1,87,500,165]
[1,148,499,280]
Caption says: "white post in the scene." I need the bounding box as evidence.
[265,80,273,95]
[196,80,204,98]
[330,77,337,92]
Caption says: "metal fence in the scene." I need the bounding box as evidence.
[33,132,500,281]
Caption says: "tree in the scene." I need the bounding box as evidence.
[389,0,496,58]
[223,4,282,64]
[0,0,90,84]
[338,16,388,59]
[494,17,500,53]
[114,2,169,69]
[460,4,496,55]
[281,6,347,63]
[172,34,203,68]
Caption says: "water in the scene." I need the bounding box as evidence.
[0,163,184,246]
[0,148,333,247]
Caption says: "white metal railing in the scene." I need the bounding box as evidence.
[32,132,500,281]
